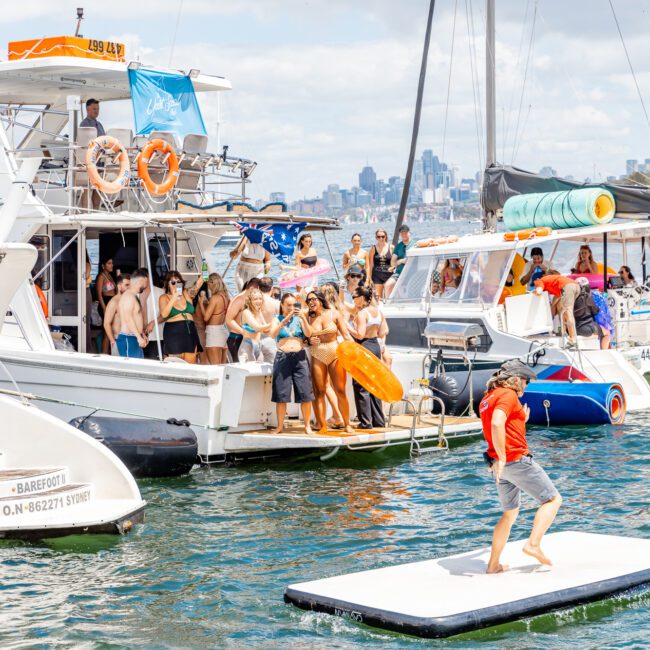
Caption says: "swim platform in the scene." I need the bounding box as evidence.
[285,531,650,638]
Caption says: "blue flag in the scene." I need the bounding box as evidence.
[128,68,207,139]
[234,222,306,264]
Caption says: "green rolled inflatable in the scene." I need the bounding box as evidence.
[503,188,616,231]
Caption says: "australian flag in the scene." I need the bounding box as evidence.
[233,222,306,264]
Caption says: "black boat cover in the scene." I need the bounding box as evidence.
[481,164,650,216]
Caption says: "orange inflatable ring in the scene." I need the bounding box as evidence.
[336,340,403,403]
[503,227,552,242]
[35,283,48,318]
[138,139,180,196]
[86,135,130,194]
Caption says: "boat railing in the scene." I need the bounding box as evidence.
[0,105,255,213]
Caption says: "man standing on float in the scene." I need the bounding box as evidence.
[479,360,562,573]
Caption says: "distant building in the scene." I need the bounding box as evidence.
[324,184,342,210]
[539,166,557,177]
[626,159,639,175]
[269,192,286,203]
[359,166,376,195]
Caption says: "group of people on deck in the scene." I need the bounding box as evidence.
[88,228,401,436]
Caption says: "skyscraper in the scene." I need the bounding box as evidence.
[359,166,376,195]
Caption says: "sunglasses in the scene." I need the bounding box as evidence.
[377,235,386,239]
[169,280,179,285]
[306,297,318,303]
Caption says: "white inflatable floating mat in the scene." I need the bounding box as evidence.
[285,531,650,638]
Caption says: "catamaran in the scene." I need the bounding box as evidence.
[0,32,481,465]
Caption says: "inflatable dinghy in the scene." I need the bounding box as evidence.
[285,531,650,638]
[69,416,198,478]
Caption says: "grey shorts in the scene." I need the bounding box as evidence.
[496,455,558,512]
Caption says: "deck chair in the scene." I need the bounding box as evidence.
[176,133,209,195]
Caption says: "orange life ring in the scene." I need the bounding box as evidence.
[138,139,180,196]
[503,227,552,242]
[86,136,130,194]
[336,340,403,403]
[35,284,48,318]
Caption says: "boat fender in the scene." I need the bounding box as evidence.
[428,368,496,416]
[138,138,180,196]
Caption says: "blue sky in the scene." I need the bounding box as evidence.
[4,1,650,201]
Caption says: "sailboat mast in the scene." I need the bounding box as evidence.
[483,0,497,231]
[392,0,435,244]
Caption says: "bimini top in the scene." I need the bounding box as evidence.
[0,56,231,105]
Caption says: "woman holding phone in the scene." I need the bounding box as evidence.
[159,270,204,364]
[268,293,313,434]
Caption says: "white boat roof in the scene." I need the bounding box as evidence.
[0,57,231,104]
[408,219,650,258]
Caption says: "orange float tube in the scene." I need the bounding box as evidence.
[86,136,130,194]
[138,139,180,196]
[336,340,403,403]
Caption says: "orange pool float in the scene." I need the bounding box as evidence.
[336,340,403,403]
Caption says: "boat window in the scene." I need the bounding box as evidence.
[51,230,78,317]
[457,249,512,305]
[433,256,469,302]
[389,255,433,303]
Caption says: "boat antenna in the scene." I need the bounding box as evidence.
[392,0,436,245]
[75,8,84,37]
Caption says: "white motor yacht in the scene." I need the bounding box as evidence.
[383,221,650,412]
[0,36,481,464]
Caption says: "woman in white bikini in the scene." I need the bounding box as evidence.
[230,236,271,292]
[306,290,353,434]
[239,289,271,362]
[200,273,230,364]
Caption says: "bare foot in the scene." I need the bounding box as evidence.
[317,427,328,436]
[523,542,552,565]
[486,563,510,574]
[271,427,283,434]
[345,425,355,434]
[304,426,314,435]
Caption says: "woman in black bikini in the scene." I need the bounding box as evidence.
[96,257,117,354]
[368,228,393,301]
[159,270,204,364]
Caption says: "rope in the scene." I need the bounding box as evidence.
[168,0,185,67]
[511,0,538,163]
[441,0,459,165]
[0,388,206,428]
[465,0,484,172]
[608,0,650,129]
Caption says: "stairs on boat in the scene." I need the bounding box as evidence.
[0,467,92,524]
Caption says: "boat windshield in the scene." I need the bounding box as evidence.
[390,249,513,307]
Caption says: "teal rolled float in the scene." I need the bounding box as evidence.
[503,187,616,231]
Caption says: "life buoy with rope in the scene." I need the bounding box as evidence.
[86,136,130,194]
[503,227,552,242]
[137,139,180,196]
[34,283,48,318]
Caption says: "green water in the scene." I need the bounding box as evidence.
[1,417,648,647]
[1,222,649,647]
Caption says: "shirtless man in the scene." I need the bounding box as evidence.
[116,269,149,358]
[225,277,261,362]
[258,276,280,362]
[103,274,130,355]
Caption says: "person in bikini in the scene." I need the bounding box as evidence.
[158,270,204,364]
[306,290,354,434]
[103,273,130,355]
[342,233,369,284]
[225,277,262,362]
[96,257,117,354]
[116,269,149,358]
[199,273,230,364]
[238,289,270,362]
[480,360,562,573]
